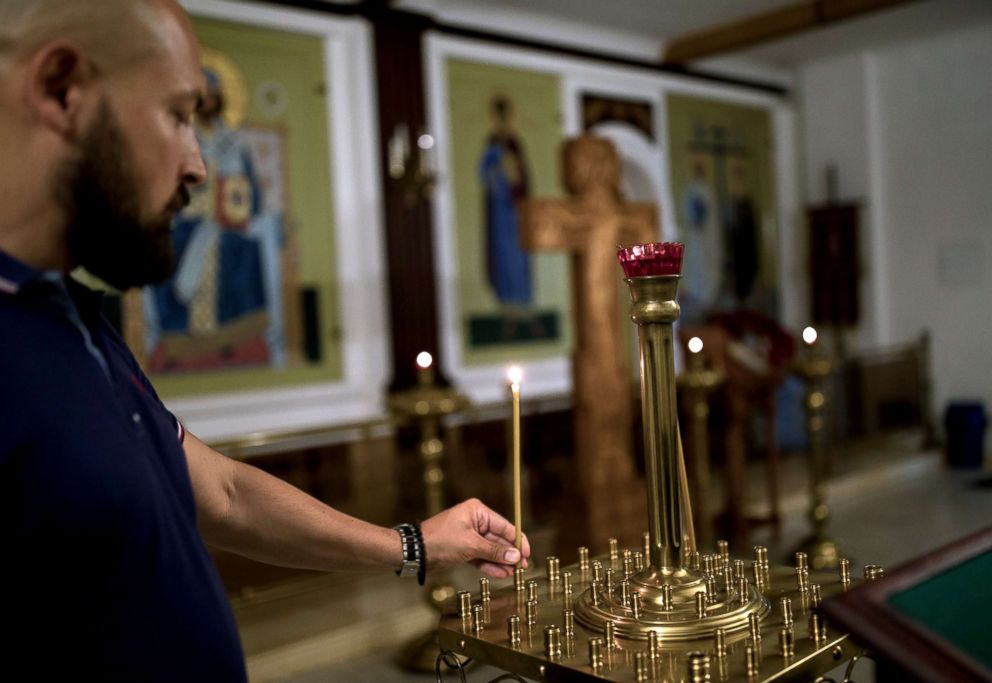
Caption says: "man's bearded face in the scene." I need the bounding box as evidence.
[60,100,189,290]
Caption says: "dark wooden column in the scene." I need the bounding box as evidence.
[369,7,446,392]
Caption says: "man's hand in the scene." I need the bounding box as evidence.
[421,499,531,579]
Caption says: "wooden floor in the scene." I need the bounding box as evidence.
[227,430,991,682]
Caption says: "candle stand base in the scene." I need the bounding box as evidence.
[573,566,769,641]
[439,550,864,682]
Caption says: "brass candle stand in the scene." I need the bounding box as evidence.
[436,244,875,681]
[790,330,843,570]
[388,355,470,671]
[564,257,769,643]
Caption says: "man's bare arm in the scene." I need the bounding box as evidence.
[183,432,529,577]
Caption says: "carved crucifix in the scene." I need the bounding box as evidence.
[519,134,658,549]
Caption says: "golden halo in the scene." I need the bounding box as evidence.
[200,46,249,130]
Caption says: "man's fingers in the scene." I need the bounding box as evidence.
[479,538,520,565]
[482,530,531,559]
[464,500,532,560]
[478,507,518,545]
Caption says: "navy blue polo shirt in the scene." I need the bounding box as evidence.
[0,251,246,681]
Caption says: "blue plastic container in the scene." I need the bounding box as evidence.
[944,401,987,468]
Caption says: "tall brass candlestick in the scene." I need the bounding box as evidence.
[681,337,724,549]
[416,350,435,388]
[507,366,523,564]
[390,351,471,672]
[416,352,443,516]
[791,326,842,569]
[573,242,768,640]
[626,269,694,568]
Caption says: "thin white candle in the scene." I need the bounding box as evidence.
[507,365,523,564]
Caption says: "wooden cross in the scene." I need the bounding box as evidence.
[519,134,658,548]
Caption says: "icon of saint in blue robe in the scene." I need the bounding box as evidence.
[479,99,532,308]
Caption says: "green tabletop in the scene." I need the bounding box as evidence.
[887,550,992,668]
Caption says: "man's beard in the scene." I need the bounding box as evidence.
[58,101,189,291]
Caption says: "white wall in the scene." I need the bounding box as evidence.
[798,54,882,352]
[870,22,992,416]
[800,54,869,205]
[798,21,992,422]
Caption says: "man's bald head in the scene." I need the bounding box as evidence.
[0,0,205,278]
[0,0,193,76]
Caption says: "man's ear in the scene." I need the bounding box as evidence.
[26,42,92,138]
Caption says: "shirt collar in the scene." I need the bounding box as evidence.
[0,249,44,295]
[65,275,107,327]
[0,249,105,319]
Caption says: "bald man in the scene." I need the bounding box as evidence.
[0,2,528,679]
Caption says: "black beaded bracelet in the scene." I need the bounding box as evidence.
[412,521,426,586]
[393,522,426,586]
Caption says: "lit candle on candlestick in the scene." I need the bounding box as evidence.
[417,131,435,177]
[687,336,704,372]
[507,365,524,566]
[416,351,434,387]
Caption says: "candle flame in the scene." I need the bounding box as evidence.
[506,365,523,387]
[688,337,704,354]
[802,327,818,345]
[416,351,433,369]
